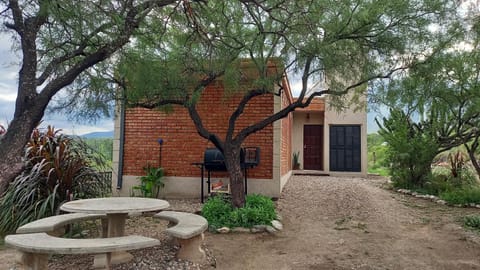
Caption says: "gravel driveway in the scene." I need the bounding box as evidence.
[2,175,480,270]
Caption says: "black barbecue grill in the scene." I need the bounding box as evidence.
[194,147,260,203]
[203,148,227,171]
[203,147,260,171]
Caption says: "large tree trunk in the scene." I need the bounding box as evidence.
[0,104,46,194]
[223,144,245,208]
[465,139,480,179]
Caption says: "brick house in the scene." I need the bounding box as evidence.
[111,70,367,199]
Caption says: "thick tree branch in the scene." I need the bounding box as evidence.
[186,103,224,151]
[235,65,408,142]
[297,55,313,101]
[38,0,176,102]
[36,22,117,86]
[227,89,264,142]
[7,0,24,33]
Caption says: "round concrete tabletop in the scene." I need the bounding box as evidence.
[60,197,170,214]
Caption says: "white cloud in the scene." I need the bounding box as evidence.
[0,93,16,102]
[0,80,17,101]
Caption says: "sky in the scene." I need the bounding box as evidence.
[0,34,383,135]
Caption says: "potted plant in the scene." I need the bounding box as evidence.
[132,165,165,198]
[292,151,300,170]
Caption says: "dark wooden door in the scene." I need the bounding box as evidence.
[303,125,323,170]
[330,125,361,172]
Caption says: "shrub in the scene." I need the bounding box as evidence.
[421,174,453,196]
[201,195,234,229]
[463,215,480,230]
[377,109,438,189]
[420,164,479,196]
[202,194,277,230]
[439,187,480,205]
[0,126,110,234]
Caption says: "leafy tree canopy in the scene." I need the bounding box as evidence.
[118,0,458,111]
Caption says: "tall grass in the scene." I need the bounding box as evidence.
[0,126,110,234]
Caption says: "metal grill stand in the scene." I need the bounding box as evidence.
[192,147,260,203]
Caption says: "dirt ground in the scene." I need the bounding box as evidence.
[2,175,480,270]
[207,175,480,270]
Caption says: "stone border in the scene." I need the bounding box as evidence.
[214,218,283,234]
[396,188,480,209]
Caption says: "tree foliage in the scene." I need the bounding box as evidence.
[84,138,113,167]
[372,7,480,180]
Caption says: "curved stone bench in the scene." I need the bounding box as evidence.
[16,213,107,236]
[154,211,208,263]
[5,232,159,270]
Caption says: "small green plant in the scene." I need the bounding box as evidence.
[439,187,480,205]
[132,165,165,198]
[463,215,480,230]
[201,195,234,229]
[292,151,300,169]
[202,194,277,230]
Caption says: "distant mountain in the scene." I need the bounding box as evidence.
[81,131,114,138]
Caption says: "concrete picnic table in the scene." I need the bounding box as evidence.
[60,197,170,267]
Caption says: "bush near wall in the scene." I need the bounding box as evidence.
[202,194,276,230]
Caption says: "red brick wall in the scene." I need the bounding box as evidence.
[280,88,293,176]
[123,81,274,179]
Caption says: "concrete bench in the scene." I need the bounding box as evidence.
[16,213,107,236]
[154,211,208,263]
[5,232,159,270]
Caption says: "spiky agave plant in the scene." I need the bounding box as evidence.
[0,126,110,234]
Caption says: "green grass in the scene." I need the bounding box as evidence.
[368,166,389,176]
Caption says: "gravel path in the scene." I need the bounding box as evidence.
[2,175,480,269]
